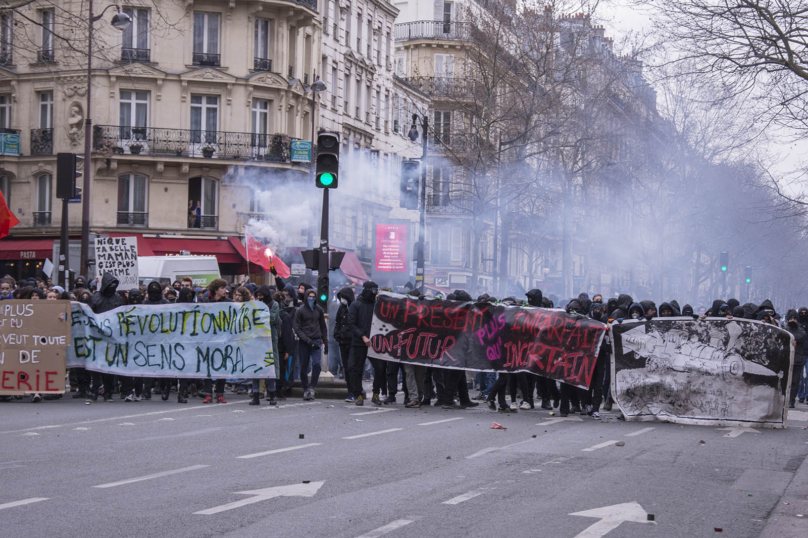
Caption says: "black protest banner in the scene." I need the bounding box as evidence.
[611,318,794,427]
[368,292,607,389]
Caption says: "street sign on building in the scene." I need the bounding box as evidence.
[0,132,20,156]
[290,140,312,163]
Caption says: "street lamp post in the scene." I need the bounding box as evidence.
[409,114,428,292]
[79,3,130,277]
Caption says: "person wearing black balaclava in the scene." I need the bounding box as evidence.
[138,281,169,401]
[784,310,806,409]
[86,273,125,403]
[335,287,356,402]
[798,308,808,404]
[293,288,327,401]
[347,281,378,405]
[253,285,280,405]
[162,287,194,403]
[576,302,608,419]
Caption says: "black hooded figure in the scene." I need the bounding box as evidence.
[611,294,634,320]
[127,283,165,401]
[682,304,695,317]
[334,287,356,399]
[742,303,758,319]
[144,281,168,305]
[658,303,675,317]
[85,273,125,403]
[128,288,144,305]
[347,281,379,405]
[433,290,477,409]
[669,300,682,316]
[524,289,557,410]
[574,302,609,419]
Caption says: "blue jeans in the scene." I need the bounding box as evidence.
[798,364,807,400]
[252,378,276,392]
[475,372,495,396]
[298,340,322,391]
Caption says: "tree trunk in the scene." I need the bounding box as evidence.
[470,219,481,296]
[498,212,510,297]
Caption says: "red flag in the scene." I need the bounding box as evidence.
[0,191,19,239]
[245,235,290,278]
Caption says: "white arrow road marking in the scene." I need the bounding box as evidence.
[626,427,655,437]
[0,498,48,511]
[237,443,322,460]
[523,469,542,474]
[443,488,493,505]
[355,519,415,538]
[719,427,761,438]
[194,481,324,515]
[539,416,584,426]
[343,428,402,440]
[351,409,398,416]
[93,465,209,488]
[582,440,620,452]
[570,501,656,538]
[418,417,464,426]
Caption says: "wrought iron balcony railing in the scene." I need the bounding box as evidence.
[254,57,272,72]
[33,211,51,226]
[394,21,469,42]
[92,125,296,163]
[37,49,55,63]
[188,215,218,230]
[30,128,53,155]
[400,76,480,99]
[121,48,150,62]
[0,52,11,66]
[192,52,220,66]
[117,212,148,227]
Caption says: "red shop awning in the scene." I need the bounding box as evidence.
[142,236,248,265]
[0,237,55,260]
[334,249,370,283]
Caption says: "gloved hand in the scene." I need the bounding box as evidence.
[323,343,328,356]
[270,264,277,276]
[311,340,321,350]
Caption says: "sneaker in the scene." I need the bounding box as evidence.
[519,401,531,410]
[142,392,151,400]
[509,402,518,411]
[249,394,260,406]
[442,403,463,410]
[124,391,136,402]
[592,412,602,420]
[103,393,112,402]
[345,395,356,403]
[541,400,552,410]
[177,394,188,404]
[405,400,421,408]
[303,389,311,401]
[216,395,227,404]
[355,394,364,406]
[309,389,316,401]
[202,395,212,404]
[473,392,486,401]
[371,393,382,406]
[560,411,569,417]
[789,402,796,409]
[553,399,560,409]
[72,391,87,399]
[31,393,42,403]
[487,400,497,411]
[602,401,613,412]
[161,391,170,401]
[460,401,480,408]
[135,393,143,402]
[571,405,582,414]
[498,407,517,414]
[383,395,396,405]
[799,398,805,404]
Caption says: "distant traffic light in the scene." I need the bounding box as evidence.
[316,274,329,310]
[56,153,78,199]
[400,160,420,209]
[745,266,752,283]
[316,132,339,188]
[720,252,729,272]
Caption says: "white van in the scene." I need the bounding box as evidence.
[138,256,221,288]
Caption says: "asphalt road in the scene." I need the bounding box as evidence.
[1,393,808,538]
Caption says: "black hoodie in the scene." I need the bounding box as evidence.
[682,304,694,317]
[144,281,168,305]
[347,281,377,347]
[799,307,808,328]
[758,299,776,315]
[526,289,543,307]
[743,303,758,319]
[611,294,633,320]
[334,286,355,345]
[640,300,657,319]
[658,302,675,317]
[293,290,327,345]
[669,300,681,316]
[128,288,144,305]
[785,309,805,365]
[89,273,125,314]
[708,299,727,317]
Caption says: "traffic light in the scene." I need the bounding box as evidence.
[745,266,752,284]
[315,132,339,188]
[56,153,77,199]
[316,274,329,310]
[400,160,420,209]
[720,252,729,272]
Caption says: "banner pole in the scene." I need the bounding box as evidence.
[245,231,251,279]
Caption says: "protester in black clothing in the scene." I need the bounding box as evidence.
[576,302,608,419]
[334,287,356,402]
[202,279,232,404]
[293,289,328,401]
[86,273,125,403]
[347,281,378,406]
[273,292,295,400]
[785,309,805,408]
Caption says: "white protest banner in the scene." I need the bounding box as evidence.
[66,301,275,378]
[611,318,794,428]
[95,236,138,288]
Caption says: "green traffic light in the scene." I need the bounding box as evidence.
[320,294,327,302]
[746,278,751,283]
[721,266,727,271]
[320,173,334,186]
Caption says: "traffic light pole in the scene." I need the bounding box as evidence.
[416,116,428,292]
[319,188,329,293]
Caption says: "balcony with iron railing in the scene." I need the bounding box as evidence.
[188,215,218,230]
[399,76,478,98]
[193,52,220,66]
[0,51,12,66]
[37,49,55,63]
[117,212,148,227]
[254,57,273,72]
[30,128,53,155]
[394,21,469,42]
[33,211,52,226]
[93,125,297,163]
[121,48,150,62]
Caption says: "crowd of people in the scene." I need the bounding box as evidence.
[1,271,806,415]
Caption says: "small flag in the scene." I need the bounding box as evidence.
[0,191,19,239]
[245,234,290,277]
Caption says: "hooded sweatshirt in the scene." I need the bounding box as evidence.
[785,309,806,365]
[611,294,634,320]
[526,289,543,307]
[90,273,124,314]
[334,286,356,345]
[256,284,280,361]
[143,281,168,305]
[577,293,592,315]
[128,288,144,305]
[682,304,694,317]
[347,281,378,347]
[640,300,657,319]
[669,300,682,316]
[628,302,645,320]
[743,303,759,319]
[758,299,776,315]
[293,290,326,346]
[658,302,675,317]
[708,299,728,317]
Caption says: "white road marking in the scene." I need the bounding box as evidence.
[118,423,135,426]
[0,400,251,435]
[625,427,655,437]
[466,447,500,459]
[540,416,584,426]
[342,428,403,440]
[194,481,324,515]
[570,501,656,537]
[443,489,491,505]
[237,443,322,460]
[262,401,323,410]
[719,427,761,438]
[74,427,90,431]
[351,409,398,416]
[355,519,415,538]
[582,440,620,452]
[93,465,209,489]
[418,417,464,426]
[523,469,542,474]
[157,418,174,422]
[21,432,39,436]
[0,498,48,510]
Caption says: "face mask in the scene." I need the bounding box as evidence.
[631,313,640,319]
[340,298,348,306]
[307,296,315,308]
[592,311,602,320]
[789,320,798,327]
